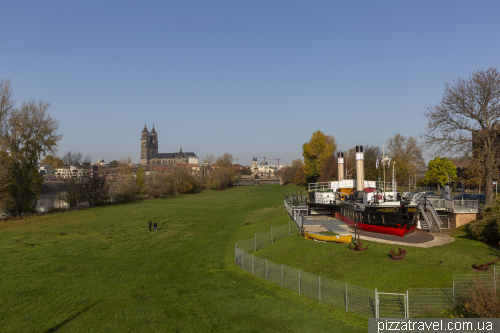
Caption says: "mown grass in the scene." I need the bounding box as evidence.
[255,227,500,294]
[0,185,367,333]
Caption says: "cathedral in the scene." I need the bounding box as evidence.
[140,124,199,167]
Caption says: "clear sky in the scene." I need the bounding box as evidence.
[2,1,499,166]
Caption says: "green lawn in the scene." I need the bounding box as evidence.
[0,185,367,333]
[253,224,499,294]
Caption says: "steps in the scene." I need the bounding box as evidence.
[418,200,442,233]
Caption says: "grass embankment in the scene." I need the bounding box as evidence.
[0,185,366,333]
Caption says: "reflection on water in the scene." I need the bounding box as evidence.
[36,193,69,212]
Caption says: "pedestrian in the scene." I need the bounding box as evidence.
[148,220,152,231]
[153,221,158,231]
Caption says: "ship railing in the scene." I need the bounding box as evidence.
[417,198,445,209]
[376,181,397,193]
[308,196,338,205]
[308,182,332,192]
[445,199,482,212]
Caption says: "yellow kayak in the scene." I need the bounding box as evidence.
[304,232,352,244]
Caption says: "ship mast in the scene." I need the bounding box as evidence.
[377,143,390,198]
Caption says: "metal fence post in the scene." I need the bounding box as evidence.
[281,263,284,287]
[252,254,254,275]
[452,281,455,307]
[319,276,321,303]
[266,259,268,280]
[299,269,301,295]
[406,290,409,318]
[494,267,497,291]
[345,283,348,312]
[375,288,378,318]
[255,233,257,252]
[271,226,273,244]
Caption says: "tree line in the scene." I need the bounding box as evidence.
[57,153,239,209]
[279,130,425,187]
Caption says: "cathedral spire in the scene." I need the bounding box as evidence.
[151,124,156,134]
[142,124,148,133]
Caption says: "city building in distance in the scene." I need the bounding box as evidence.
[140,124,199,167]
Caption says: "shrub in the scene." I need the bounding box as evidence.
[467,196,500,244]
[460,277,500,318]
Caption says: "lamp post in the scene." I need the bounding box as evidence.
[408,172,410,192]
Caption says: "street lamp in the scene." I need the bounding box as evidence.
[408,172,410,192]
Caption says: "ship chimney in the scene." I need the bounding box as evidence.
[337,152,344,181]
[356,146,364,191]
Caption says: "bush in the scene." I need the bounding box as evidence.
[460,278,500,318]
[467,196,500,244]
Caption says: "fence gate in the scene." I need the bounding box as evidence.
[375,291,407,318]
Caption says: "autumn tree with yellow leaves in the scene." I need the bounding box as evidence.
[302,131,337,183]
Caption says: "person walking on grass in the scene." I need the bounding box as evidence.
[153,221,158,231]
[149,220,152,231]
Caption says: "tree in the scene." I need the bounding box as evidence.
[108,157,138,202]
[146,168,169,198]
[364,145,382,182]
[211,153,235,189]
[41,155,63,168]
[422,68,500,205]
[166,165,199,194]
[83,154,92,164]
[0,80,62,215]
[318,155,338,182]
[136,166,147,196]
[294,166,307,185]
[423,157,457,187]
[280,159,303,185]
[386,134,425,185]
[302,131,337,183]
[62,150,83,165]
[0,80,14,212]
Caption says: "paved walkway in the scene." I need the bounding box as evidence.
[302,217,455,248]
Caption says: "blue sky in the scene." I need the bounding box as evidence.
[2,1,499,166]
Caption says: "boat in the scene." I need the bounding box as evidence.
[307,146,418,237]
[304,231,352,243]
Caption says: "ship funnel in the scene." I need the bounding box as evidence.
[337,152,344,181]
[356,146,364,191]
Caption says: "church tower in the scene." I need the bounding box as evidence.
[150,125,158,158]
[140,124,150,166]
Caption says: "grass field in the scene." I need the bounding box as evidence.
[0,185,368,333]
[255,226,500,294]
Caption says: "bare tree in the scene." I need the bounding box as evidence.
[422,68,500,204]
[62,151,83,165]
[83,154,92,164]
[203,154,215,166]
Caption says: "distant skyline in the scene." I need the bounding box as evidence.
[2,1,500,166]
